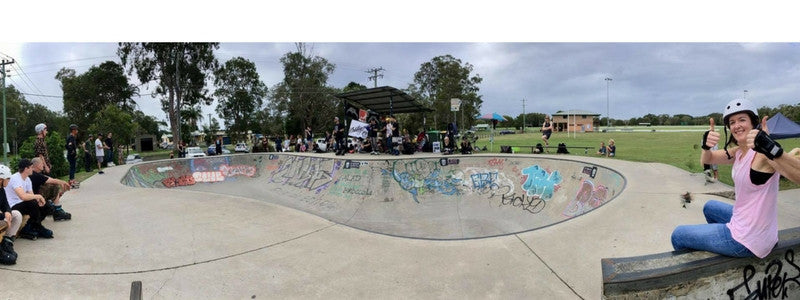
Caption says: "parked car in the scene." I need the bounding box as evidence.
[186,147,206,158]
[499,130,516,135]
[125,154,143,165]
[207,145,231,155]
[234,142,249,153]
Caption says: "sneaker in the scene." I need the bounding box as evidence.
[53,209,72,221]
[1,237,16,260]
[108,162,115,167]
[35,224,53,239]
[0,249,15,265]
[98,171,105,174]
[44,200,56,216]
[17,223,38,240]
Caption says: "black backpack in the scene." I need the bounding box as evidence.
[557,143,569,154]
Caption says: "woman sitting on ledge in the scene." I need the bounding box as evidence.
[671,99,800,258]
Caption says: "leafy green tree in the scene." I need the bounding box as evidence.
[202,117,221,145]
[342,82,367,93]
[273,43,337,134]
[56,61,138,132]
[213,57,268,142]
[87,105,137,156]
[14,131,68,177]
[131,110,160,137]
[411,55,483,131]
[117,43,219,147]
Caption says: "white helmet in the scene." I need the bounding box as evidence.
[722,98,758,127]
[0,164,11,179]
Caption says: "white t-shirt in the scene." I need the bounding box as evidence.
[4,173,32,208]
[95,138,104,156]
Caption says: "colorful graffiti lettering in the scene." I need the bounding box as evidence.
[562,179,608,217]
[162,175,196,188]
[520,165,562,200]
[487,158,504,167]
[390,159,461,203]
[270,156,341,194]
[219,164,257,177]
[193,171,225,183]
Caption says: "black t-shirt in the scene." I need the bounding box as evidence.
[0,189,10,213]
[66,134,78,158]
[105,137,113,149]
[30,172,49,195]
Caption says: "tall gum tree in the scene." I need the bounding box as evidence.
[213,57,267,142]
[117,43,219,146]
[411,55,483,131]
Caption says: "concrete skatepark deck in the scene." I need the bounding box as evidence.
[2,152,800,298]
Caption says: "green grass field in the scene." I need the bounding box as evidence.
[472,128,800,190]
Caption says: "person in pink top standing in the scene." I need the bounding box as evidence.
[671,98,799,258]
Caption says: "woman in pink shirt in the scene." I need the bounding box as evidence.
[671,98,789,258]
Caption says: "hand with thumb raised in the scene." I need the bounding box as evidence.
[702,117,720,150]
[748,116,770,150]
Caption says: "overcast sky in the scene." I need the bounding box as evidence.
[2,2,800,128]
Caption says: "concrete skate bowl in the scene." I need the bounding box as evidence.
[122,154,626,240]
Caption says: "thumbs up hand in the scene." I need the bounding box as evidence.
[747,116,769,149]
[702,117,720,150]
[749,115,784,160]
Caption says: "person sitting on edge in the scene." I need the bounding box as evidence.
[460,136,473,154]
[29,158,71,221]
[442,136,455,155]
[0,164,21,264]
[671,98,800,258]
[4,159,52,240]
[597,141,607,156]
[606,139,616,157]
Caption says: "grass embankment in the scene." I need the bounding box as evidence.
[472,127,800,190]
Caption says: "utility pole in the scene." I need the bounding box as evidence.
[605,77,613,129]
[1,59,15,165]
[366,67,384,88]
[521,98,526,133]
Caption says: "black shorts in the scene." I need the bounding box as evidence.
[543,131,552,139]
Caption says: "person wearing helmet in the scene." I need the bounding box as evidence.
[671,98,797,258]
[33,123,51,175]
[0,164,21,264]
[66,124,79,188]
[4,159,52,240]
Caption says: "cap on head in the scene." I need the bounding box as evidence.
[35,123,47,134]
[722,98,759,127]
[17,158,32,172]
[70,124,78,130]
[0,164,11,179]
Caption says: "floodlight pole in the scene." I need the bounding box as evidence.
[605,77,613,129]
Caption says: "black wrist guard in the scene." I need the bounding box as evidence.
[753,130,783,160]
[701,131,711,150]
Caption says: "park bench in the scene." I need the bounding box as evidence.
[601,226,800,299]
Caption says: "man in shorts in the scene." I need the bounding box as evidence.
[95,133,106,174]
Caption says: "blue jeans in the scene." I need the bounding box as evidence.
[671,200,754,257]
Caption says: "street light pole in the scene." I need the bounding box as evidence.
[605,77,613,129]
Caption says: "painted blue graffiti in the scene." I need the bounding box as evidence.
[471,172,499,190]
[390,160,461,203]
[521,165,562,200]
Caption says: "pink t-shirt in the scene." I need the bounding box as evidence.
[727,148,780,258]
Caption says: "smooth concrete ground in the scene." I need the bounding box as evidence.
[2,153,800,299]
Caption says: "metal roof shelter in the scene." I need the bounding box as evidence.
[335,86,433,115]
